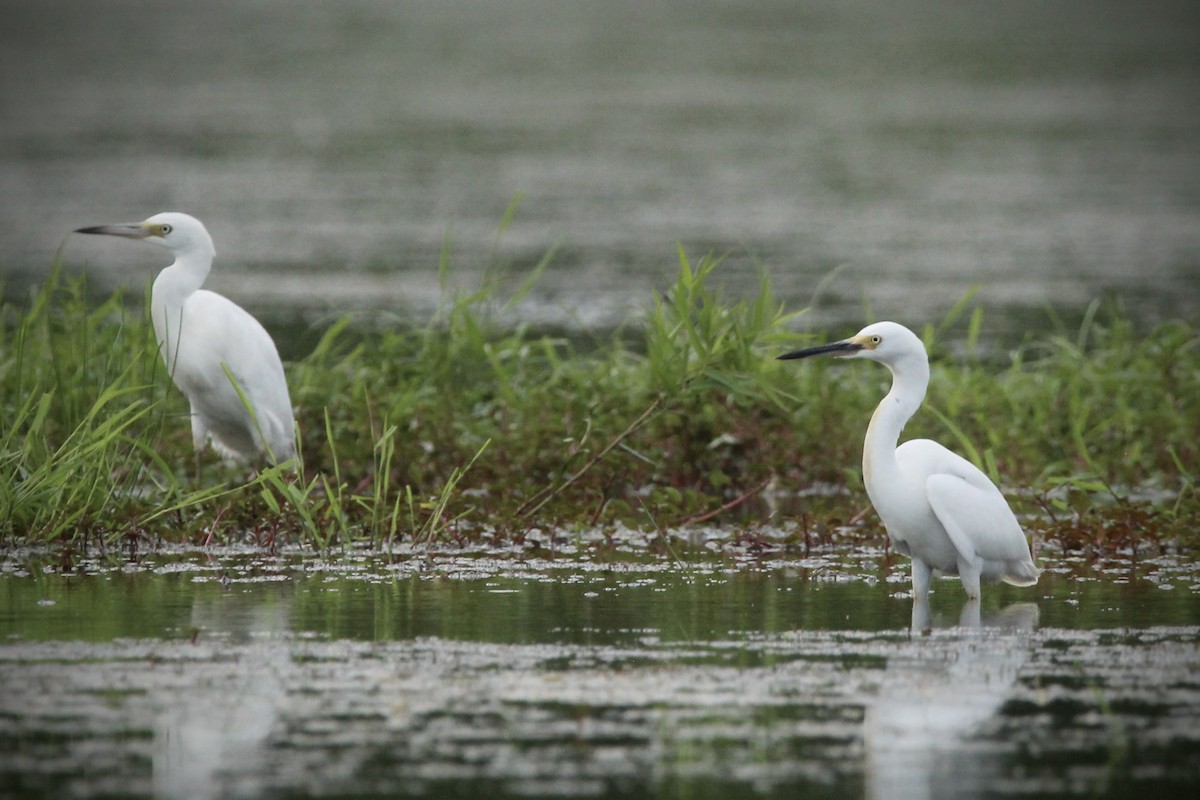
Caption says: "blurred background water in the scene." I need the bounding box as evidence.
[2,0,1198,336]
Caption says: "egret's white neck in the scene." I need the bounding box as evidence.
[150,248,214,361]
[862,354,929,489]
[152,249,213,306]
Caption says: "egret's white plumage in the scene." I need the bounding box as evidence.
[76,212,295,466]
[779,321,1039,601]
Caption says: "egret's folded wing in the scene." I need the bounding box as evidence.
[925,470,1030,564]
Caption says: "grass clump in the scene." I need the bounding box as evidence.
[1,268,161,540]
[1,236,1197,553]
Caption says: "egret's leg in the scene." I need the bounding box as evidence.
[189,408,207,480]
[958,598,981,629]
[189,406,206,451]
[957,558,981,600]
[910,558,932,601]
[910,594,932,634]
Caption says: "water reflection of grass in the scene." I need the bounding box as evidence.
[2,238,1196,551]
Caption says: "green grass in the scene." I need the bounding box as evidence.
[2,242,1197,551]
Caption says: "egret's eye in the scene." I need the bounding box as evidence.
[871,335,882,345]
[160,224,173,235]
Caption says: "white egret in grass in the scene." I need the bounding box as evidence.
[779,321,1039,602]
[76,212,296,467]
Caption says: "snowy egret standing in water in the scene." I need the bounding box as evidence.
[779,321,1039,602]
[76,212,296,467]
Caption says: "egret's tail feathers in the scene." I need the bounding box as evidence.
[1002,559,1041,587]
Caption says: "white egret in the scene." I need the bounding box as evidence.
[76,212,296,467]
[779,321,1039,602]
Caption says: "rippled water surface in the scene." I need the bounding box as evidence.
[2,0,1199,333]
[2,541,1198,798]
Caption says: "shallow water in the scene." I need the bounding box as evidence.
[3,1,1199,333]
[2,541,1198,798]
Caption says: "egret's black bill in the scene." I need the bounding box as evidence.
[74,224,148,239]
[777,339,863,360]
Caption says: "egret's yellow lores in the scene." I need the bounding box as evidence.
[779,321,1040,602]
[76,212,296,467]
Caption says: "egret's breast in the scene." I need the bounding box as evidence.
[866,468,960,572]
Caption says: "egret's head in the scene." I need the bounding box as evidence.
[778,321,926,367]
[76,212,215,261]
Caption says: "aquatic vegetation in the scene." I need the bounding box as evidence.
[1,239,1197,551]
